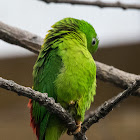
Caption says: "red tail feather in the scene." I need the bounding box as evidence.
[28,99,40,140]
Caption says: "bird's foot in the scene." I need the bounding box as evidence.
[67,120,82,135]
[73,120,82,134]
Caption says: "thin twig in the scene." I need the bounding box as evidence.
[40,0,140,10]
[0,21,140,97]
[82,79,140,133]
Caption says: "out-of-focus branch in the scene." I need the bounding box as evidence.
[96,61,140,97]
[0,21,43,54]
[0,21,140,97]
[80,79,140,134]
[40,0,140,10]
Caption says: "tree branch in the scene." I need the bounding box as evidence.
[75,79,140,139]
[0,77,77,134]
[0,76,88,140]
[0,21,140,97]
[0,77,139,140]
[0,21,43,54]
[96,61,140,97]
[40,0,140,10]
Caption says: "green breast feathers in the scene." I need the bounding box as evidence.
[55,33,96,120]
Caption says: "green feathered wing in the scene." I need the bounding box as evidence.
[28,43,65,140]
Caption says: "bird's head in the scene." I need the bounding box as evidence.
[78,19,99,54]
[47,17,99,54]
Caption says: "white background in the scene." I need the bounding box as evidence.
[0,0,140,58]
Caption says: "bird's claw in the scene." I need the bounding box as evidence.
[72,122,81,135]
[67,120,82,135]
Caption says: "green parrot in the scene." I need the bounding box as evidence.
[28,17,99,140]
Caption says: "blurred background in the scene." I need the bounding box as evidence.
[0,0,140,140]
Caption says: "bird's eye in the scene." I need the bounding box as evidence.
[92,38,96,46]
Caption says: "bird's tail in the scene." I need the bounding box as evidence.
[28,99,66,140]
[44,115,66,140]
